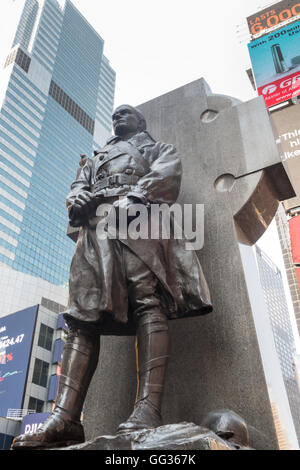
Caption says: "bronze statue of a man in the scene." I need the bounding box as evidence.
[12,105,212,450]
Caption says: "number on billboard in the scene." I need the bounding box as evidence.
[250,3,300,35]
[15,334,24,343]
[251,23,264,34]
[267,15,279,27]
[292,4,300,16]
[279,9,292,21]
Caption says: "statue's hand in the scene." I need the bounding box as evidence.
[72,191,97,218]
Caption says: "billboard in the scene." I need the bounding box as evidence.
[248,20,300,107]
[48,374,59,401]
[247,1,300,36]
[289,215,300,263]
[271,103,300,210]
[52,338,64,364]
[0,306,38,417]
[20,412,50,436]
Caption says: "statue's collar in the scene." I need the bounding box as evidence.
[106,131,155,148]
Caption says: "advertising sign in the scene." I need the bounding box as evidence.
[48,374,59,401]
[53,338,64,364]
[57,312,68,331]
[247,1,300,36]
[271,103,300,210]
[20,412,50,435]
[0,306,38,417]
[248,20,300,107]
[289,215,300,263]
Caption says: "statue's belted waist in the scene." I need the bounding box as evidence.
[92,173,140,194]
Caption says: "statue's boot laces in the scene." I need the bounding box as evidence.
[118,312,169,433]
[12,328,99,450]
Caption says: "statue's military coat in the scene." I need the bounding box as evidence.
[64,131,212,334]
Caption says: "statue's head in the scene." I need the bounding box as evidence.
[112,105,146,137]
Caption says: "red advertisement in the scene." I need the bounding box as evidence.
[289,215,300,263]
[257,69,300,106]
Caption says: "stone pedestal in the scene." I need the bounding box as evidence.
[83,79,295,450]
[57,423,251,451]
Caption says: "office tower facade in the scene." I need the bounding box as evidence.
[0,0,115,288]
[270,402,293,450]
[255,246,300,445]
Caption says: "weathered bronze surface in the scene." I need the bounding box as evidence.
[54,421,253,451]
[11,105,212,450]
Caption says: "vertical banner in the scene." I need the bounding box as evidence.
[248,20,300,107]
[289,215,300,263]
[0,306,38,417]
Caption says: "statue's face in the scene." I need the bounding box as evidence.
[112,105,140,136]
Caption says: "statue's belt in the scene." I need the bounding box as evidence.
[92,173,140,193]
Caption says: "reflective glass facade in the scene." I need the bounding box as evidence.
[12,0,39,51]
[0,0,115,286]
[256,246,300,445]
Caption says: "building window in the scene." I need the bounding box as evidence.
[15,49,31,73]
[0,433,14,450]
[28,396,44,413]
[38,323,54,351]
[4,49,18,68]
[49,80,95,135]
[32,358,49,387]
[5,48,31,73]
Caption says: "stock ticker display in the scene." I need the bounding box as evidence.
[0,306,38,417]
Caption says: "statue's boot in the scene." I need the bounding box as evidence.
[118,312,169,433]
[11,328,100,450]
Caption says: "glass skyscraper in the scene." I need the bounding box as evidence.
[0,0,116,286]
[255,246,300,445]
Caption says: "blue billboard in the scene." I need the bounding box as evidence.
[0,306,38,417]
[20,412,51,435]
[248,19,300,106]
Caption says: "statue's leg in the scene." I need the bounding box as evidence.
[117,246,170,432]
[11,327,100,450]
[119,312,169,433]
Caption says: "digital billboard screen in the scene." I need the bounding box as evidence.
[248,20,300,107]
[271,103,300,210]
[247,1,300,36]
[20,412,51,435]
[0,306,38,417]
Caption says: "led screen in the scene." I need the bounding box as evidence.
[0,306,38,417]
